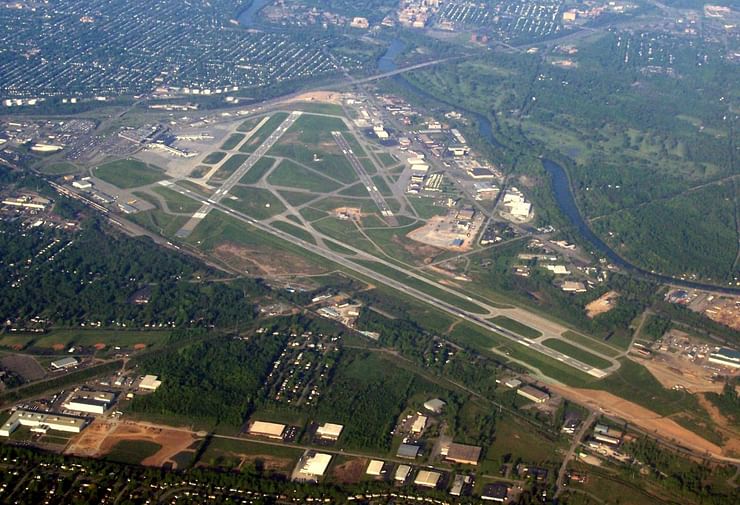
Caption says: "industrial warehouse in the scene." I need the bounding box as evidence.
[63,391,116,415]
[0,410,87,437]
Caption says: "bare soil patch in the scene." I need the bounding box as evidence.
[66,419,198,468]
[634,355,725,394]
[0,354,46,381]
[94,343,106,350]
[214,242,326,277]
[585,291,619,319]
[330,458,367,484]
[284,91,342,104]
[548,384,727,457]
[133,343,147,350]
[51,343,65,351]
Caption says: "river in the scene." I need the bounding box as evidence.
[376,44,739,294]
[237,0,271,27]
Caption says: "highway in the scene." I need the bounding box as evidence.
[164,180,609,379]
[173,111,302,238]
[331,131,396,224]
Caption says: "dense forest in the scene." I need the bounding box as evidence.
[130,333,287,428]
[0,218,268,329]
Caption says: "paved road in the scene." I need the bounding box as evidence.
[555,411,597,498]
[164,182,610,379]
[173,111,302,238]
[332,131,397,224]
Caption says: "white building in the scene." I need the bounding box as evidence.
[414,470,441,488]
[63,391,116,415]
[298,452,332,479]
[708,348,740,369]
[248,421,286,439]
[138,375,162,391]
[51,357,78,370]
[1,410,87,437]
[366,459,385,476]
[316,422,343,441]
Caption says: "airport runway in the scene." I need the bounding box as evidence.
[164,181,610,379]
[173,111,302,238]
[332,131,397,225]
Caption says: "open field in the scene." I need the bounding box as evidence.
[94,159,168,188]
[198,437,302,474]
[220,133,245,150]
[151,186,202,213]
[562,331,621,358]
[202,151,227,165]
[106,440,162,465]
[0,329,170,351]
[239,113,289,152]
[267,160,341,193]
[223,186,286,220]
[542,339,612,369]
[491,316,542,339]
[0,354,45,381]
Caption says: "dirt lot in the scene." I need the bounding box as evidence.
[66,419,199,468]
[407,215,482,252]
[330,458,367,484]
[634,355,725,393]
[333,207,363,220]
[0,354,46,381]
[283,91,342,104]
[547,384,728,458]
[585,291,619,319]
[213,242,327,277]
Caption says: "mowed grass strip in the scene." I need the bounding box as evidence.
[239,157,276,185]
[542,339,612,369]
[490,315,542,338]
[562,330,621,357]
[239,112,289,153]
[216,154,249,178]
[223,186,285,220]
[95,159,168,189]
[202,151,227,165]
[105,440,162,465]
[152,186,202,213]
[267,160,341,192]
[220,133,245,150]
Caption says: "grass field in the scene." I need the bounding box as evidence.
[339,183,370,198]
[272,221,317,244]
[198,436,301,472]
[236,116,263,133]
[278,190,318,207]
[376,152,397,168]
[239,157,276,185]
[542,339,612,369]
[202,151,227,165]
[220,133,245,150]
[129,209,189,238]
[482,415,566,472]
[151,186,202,213]
[1,329,170,350]
[490,316,542,338]
[40,162,78,175]
[95,159,168,189]
[408,196,447,219]
[286,102,345,116]
[105,440,162,465]
[239,113,289,152]
[223,186,286,220]
[267,160,341,193]
[562,330,621,357]
[588,359,702,417]
[216,154,249,178]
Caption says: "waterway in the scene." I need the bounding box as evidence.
[237,0,271,27]
[376,46,739,294]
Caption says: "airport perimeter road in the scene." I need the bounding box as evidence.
[332,131,397,225]
[173,111,302,238]
[164,182,611,379]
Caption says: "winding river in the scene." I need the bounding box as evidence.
[376,42,739,294]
